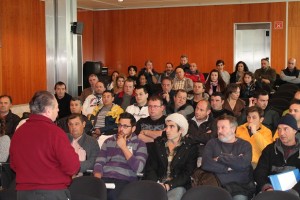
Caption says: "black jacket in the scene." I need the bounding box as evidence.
[144,136,198,190]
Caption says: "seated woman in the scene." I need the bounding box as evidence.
[112,75,126,95]
[223,83,245,118]
[144,113,198,200]
[240,71,261,99]
[127,65,138,85]
[205,69,226,95]
[107,71,119,91]
[230,61,249,84]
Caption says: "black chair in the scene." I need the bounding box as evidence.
[253,191,300,200]
[69,176,107,200]
[118,180,168,200]
[181,185,232,200]
[268,98,290,115]
[271,90,295,102]
[0,179,17,200]
[276,83,299,93]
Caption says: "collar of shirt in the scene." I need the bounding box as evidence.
[192,115,209,127]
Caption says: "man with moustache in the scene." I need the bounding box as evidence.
[202,115,255,200]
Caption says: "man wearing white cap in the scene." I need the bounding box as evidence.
[144,113,198,200]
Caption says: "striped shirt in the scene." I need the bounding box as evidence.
[94,133,148,181]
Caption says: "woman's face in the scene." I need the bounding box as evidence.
[244,74,252,84]
[129,68,136,76]
[139,75,147,86]
[229,87,240,100]
[117,78,125,88]
[237,63,244,72]
[112,72,119,81]
[210,72,218,82]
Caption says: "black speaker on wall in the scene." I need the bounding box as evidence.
[71,22,84,35]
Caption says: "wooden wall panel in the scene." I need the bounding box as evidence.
[1,0,46,104]
[78,10,94,62]
[288,2,300,62]
[91,3,286,76]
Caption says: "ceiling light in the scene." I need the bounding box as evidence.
[118,0,123,2]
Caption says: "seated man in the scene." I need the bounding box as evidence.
[82,81,106,116]
[210,92,234,119]
[254,114,300,196]
[188,81,209,110]
[157,77,175,106]
[67,113,100,176]
[166,89,194,118]
[158,62,176,82]
[57,97,93,135]
[187,100,217,166]
[235,106,273,167]
[280,58,300,84]
[54,81,72,119]
[254,57,276,93]
[136,96,166,143]
[114,79,136,111]
[0,95,20,138]
[93,112,148,200]
[241,90,280,134]
[202,115,255,200]
[90,90,124,138]
[172,67,193,92]
[184,62,205,83]
[144,113,198,200]
[79,73,99,102]
[126,86,149,122]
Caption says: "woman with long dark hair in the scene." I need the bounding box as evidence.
[205,69,226,95]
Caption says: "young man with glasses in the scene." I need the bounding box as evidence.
[93,112,148,200]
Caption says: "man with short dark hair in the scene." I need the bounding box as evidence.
[210,92,234,119]
[10,91,80,200]
[0,95,20,138]
[136,96,166,143]
[114,79,136,110]
[67,113,100,176]
[54,81,72,119]
[126,86,149,122]
[94,112,148,200]
[177,54,190,72]
[158,77,175,106]
[158,62,176,82]
[56,97,93,135]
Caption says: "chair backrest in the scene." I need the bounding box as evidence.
[277,83,299,93]
[181,185,232,200]
[118,180,168,200]
[69,176,107,200]
[253,191,300,200]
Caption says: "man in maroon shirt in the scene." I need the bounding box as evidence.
[10,91,80,200]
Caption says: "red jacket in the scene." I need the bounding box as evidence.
[10,114,80,190]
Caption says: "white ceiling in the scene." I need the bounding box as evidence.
[77,0,291,10]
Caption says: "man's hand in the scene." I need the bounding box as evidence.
[94,172,102,179]
[117,133,127,149]
[162,92,170,102]
[248,123,257,134]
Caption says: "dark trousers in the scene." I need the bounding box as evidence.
[17,189,71,200]
[102,177,129,200]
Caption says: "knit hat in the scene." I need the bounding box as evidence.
[165,113,189,137]
[278,114,298,131]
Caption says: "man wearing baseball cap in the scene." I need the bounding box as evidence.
[254,114,300,196]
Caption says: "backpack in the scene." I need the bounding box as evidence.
[191,168,221,187]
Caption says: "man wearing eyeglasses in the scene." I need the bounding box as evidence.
[136,96,166,143]
[93,112,148,200]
